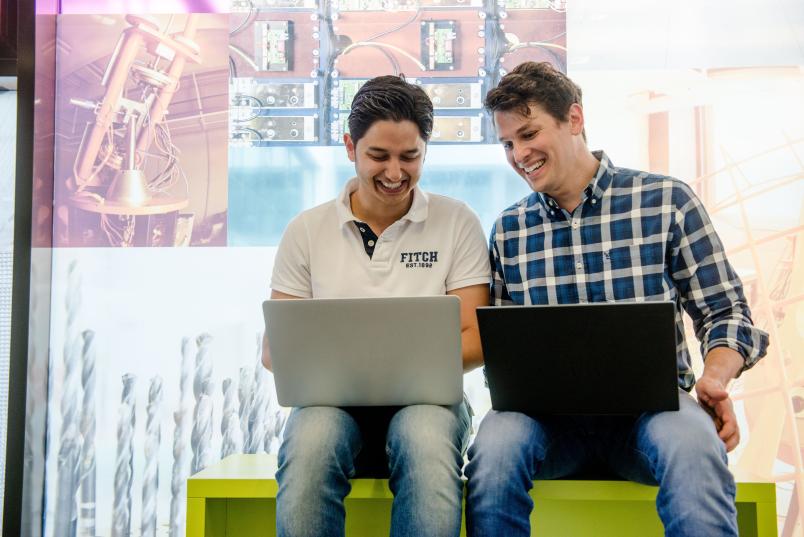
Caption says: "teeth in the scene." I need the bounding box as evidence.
[523,160,545,174]
[380,180,403,189]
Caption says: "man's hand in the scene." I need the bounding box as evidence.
[697,346,745,452]
[695,376,739,452]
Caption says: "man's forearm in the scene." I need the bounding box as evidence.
[461,327,484,372]
[701,346,744,385]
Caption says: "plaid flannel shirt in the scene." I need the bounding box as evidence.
[490,151,769,389]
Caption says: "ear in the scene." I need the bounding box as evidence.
[344,133,356,163]
[568,103,585,136]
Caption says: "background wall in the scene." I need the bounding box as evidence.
[14,1,804,536]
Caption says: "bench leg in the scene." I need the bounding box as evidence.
[187,497,227,537]
[753,501,778,537]
[187,497,207,537]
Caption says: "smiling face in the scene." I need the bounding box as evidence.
[344,119,426,221]
[493,101,587,207]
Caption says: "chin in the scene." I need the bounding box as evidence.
[519,174,537,191]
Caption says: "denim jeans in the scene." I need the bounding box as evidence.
[465,390,737,537]
[276,401,471,537]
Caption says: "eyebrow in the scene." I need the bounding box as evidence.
[366,147,421,155]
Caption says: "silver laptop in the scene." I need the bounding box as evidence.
[263,296,463,407]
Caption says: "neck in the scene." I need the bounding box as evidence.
[350,189,413,235]
[552,149,600,212]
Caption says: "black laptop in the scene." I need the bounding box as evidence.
[476,302,679,415]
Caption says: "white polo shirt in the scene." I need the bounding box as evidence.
[271,177,491,298]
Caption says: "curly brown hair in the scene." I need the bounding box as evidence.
[485,62,583,128]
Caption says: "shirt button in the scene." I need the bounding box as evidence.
[367,239,375,246]
[591,198,597,204]
[572,220,580,229]
[359,227,366,232]
[576,262,583,270]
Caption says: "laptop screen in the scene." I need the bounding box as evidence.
[477,302,679,415]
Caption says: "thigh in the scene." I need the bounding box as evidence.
[468,411,587,480]
[607,390,726,485]
[279,406,363,471]
[386,400,471,456]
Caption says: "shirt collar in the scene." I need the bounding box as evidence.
[336,177,429,228]
[538,150,614,213]
[589,150,614,198]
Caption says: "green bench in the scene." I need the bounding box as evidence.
[187,454,777,536]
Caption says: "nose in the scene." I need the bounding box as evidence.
[512,142,529,166]
[385,158,403,181]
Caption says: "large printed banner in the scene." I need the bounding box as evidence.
[50,4,564,248]
[38,6,561,536]
[20,1,804,536]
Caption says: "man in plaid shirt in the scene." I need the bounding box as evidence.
[464,62,769,537]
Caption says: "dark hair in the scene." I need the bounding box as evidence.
[485,62,583,127]
[347,75,433,145]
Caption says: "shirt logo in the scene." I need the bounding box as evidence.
[400,251,438,268]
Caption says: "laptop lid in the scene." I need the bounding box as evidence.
[477,302,679,415]
[263,295,463,407]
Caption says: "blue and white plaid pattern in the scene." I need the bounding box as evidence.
[490,151,769,389]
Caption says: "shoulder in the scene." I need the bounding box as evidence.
[609,166,698,208]
[424,191,470,210]
[491,192,538,233]
[278,200,340,247]
[423,191,480,220]
[288,198,338,227]
[609,165,672,187]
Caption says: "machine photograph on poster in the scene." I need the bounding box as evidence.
[53,14,229,247]
[227,0,566,146]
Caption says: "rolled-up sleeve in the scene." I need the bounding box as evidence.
[669,182,769,370]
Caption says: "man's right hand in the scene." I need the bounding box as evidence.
[695,375,739,452]
[695,347,745,452]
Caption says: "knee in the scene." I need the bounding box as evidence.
[466,411,543,483]
[387,405,466,471]
[640,407,728,475]
[472,412,543,464]
[279,407,358,474]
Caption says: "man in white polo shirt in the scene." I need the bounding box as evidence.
[263,75,490,537]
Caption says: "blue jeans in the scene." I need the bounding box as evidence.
[465,390,737,537]
[276,402,471,537]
